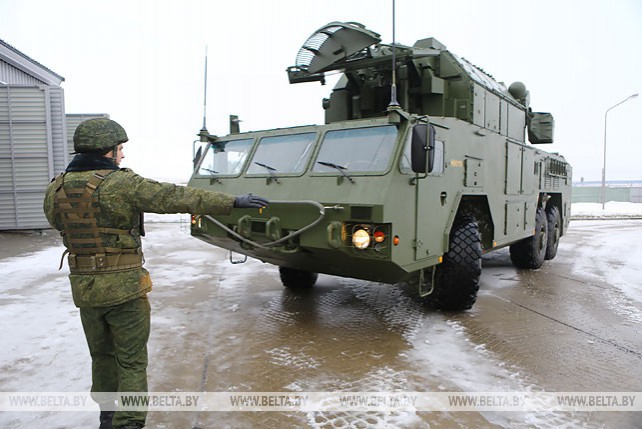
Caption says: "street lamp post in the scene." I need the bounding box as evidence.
[602,93,639,209]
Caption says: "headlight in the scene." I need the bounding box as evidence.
[352,229,370,249]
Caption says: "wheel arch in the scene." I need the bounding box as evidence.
[445,194,494,252]
[543,192,565,236]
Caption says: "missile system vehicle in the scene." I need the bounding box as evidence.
[187,22,571,310]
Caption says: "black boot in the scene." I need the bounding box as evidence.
[99,410,115,429]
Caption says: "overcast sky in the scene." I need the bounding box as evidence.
[1,0,641,182]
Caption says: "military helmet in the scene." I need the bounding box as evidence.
[73,118,129,153]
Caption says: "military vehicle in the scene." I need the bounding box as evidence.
[187,22,571,310]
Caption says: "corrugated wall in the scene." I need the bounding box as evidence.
[0,60,46,85]
[50,87,68,172]
[0,84,67,230]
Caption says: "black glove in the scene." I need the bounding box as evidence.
[233,194,269,209]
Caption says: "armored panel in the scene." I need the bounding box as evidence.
[484,91,500,132]
[505,141,522,195]
[499,100,508,136]
[520,148,535,195]
[505,202,523,236]
[472,84,484,127]
[524,201,536,231]
[439,53,461,78]
[507,104,525,142]
[465,158,483,187]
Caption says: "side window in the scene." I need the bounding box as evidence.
[400,132,413,174]
[400,132,445,175]
[198,138,254,176]
[430,140,445,175]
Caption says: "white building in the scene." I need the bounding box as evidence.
[1,38,68,230]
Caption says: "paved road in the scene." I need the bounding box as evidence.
[1,220,640,428]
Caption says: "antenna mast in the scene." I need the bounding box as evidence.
[201,45,208,131]
[388,0,400,109]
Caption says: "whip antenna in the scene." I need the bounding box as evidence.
[201,45,208,133]
[388,0,400,109]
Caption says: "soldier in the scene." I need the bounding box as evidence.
[43,118,268,429]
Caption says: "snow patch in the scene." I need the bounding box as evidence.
[571,202,642,218]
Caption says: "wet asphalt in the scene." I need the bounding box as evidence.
[0,220,640,428]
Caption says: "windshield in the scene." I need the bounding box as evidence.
[246,133,317,175]
[198,138,253,176]
[312,125,398,173]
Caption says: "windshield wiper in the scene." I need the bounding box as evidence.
[254,162,280,184]
[201,168,222,184]
[317,161,355,184]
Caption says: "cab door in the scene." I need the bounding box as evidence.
[410,124,445,261]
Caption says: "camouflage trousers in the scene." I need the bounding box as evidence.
[80,296,151,428]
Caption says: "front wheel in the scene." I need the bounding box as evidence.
[279,267,318,290]
[510,207,548,269]
[426,216,482,311]
[545,206,561,260]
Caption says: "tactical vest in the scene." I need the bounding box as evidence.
[52,169,144,273]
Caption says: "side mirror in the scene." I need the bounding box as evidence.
[411,124,435,174]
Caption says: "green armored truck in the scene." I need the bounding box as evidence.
[187,22,571,310]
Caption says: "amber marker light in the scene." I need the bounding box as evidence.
[191,215,197,225]
[373,230,385,243]
[393,235,400,246]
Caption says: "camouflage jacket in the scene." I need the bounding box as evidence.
[44,167,235,308]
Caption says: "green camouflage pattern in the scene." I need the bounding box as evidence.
[80,296,150,427]
[44,168,235,307]
[73,118,129,153]
[42,165,234,429]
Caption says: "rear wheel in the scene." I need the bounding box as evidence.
[545,206,561,260]
[427,216,482,311]
[279,267,318,290]
[510,207,548,269]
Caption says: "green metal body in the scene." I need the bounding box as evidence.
[187,22,571,286]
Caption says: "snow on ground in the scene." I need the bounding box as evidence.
[561,220,642,321]
[568,202,642,314]
[571,201,642,218]
[0,203,640,428]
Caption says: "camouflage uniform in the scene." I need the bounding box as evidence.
[42,118,252,429]
[44,167,235,428]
